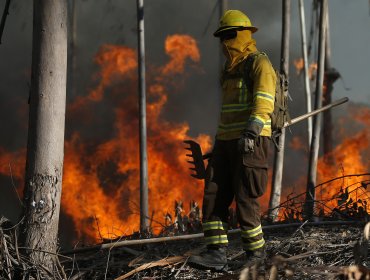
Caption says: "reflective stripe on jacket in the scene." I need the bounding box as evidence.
[216,52,276,140]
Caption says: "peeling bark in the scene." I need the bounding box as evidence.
[22,173,62,266]
[20,0,67,272]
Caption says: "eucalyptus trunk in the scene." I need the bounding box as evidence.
[20,0,67,271]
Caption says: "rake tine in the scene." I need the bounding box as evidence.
[184,139,207,180]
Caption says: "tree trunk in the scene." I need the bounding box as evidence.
[20,0,67,271]
[305,0,327,219]
[298,0,312,149]
[268,0,291,221]
[136,0,149,232]
[323,11,339,164]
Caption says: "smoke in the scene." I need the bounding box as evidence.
[0,0,290,144]
[0,0,368,247]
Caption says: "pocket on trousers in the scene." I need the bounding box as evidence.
[241,166,268,198]
[242,137,269,168]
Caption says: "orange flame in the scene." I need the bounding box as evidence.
[61,34,211,240]
[316,108,370,212]
[0,34,210,241]
[69,45,138,112]
[293,58,304,75]
[293,58,318,80]
[277,106,370,219]
[161,35,200,75]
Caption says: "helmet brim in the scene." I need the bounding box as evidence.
[213,26,258,37]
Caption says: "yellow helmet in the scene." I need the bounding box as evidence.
[214,10,258,37]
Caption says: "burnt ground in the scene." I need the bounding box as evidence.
[2,218,370,279]
[60,223,370,280]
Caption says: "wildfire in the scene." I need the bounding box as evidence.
[276,106,370,220]
[316,107,370,212]
[69,45,138,112]
[61,34,211,240]
[0,34,211,241]
[0,34,369,242]
[161,35,200,75]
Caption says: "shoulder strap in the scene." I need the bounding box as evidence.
[243,51,266,93]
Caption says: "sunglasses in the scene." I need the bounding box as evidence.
[219,30,238,42]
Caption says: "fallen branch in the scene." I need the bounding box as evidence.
[114,256,186,280]
[173,256,189,278]
[61,220,364,255]
[274,249,347,263]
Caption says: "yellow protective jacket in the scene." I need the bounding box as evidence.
[216,51,276,140]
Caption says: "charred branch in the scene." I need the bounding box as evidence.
[60,220,364,256]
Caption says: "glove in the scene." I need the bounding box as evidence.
[238,131,257,154]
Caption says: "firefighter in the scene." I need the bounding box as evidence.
[188,10,276,270]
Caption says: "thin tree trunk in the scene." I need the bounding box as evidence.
[298,0,312,149]
[305,0,327,219]
[20,0,67,271]
[268,0,291,221]
[323,9,339,164]
[136,0,149,232]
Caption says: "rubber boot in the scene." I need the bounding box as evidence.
[188,247,228,271]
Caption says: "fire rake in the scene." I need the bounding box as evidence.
[184,97,348,180]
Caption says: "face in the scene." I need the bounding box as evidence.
[218,28,252,63]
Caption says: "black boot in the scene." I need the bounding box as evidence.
[243,246,266,267]
[188,247,228,271]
